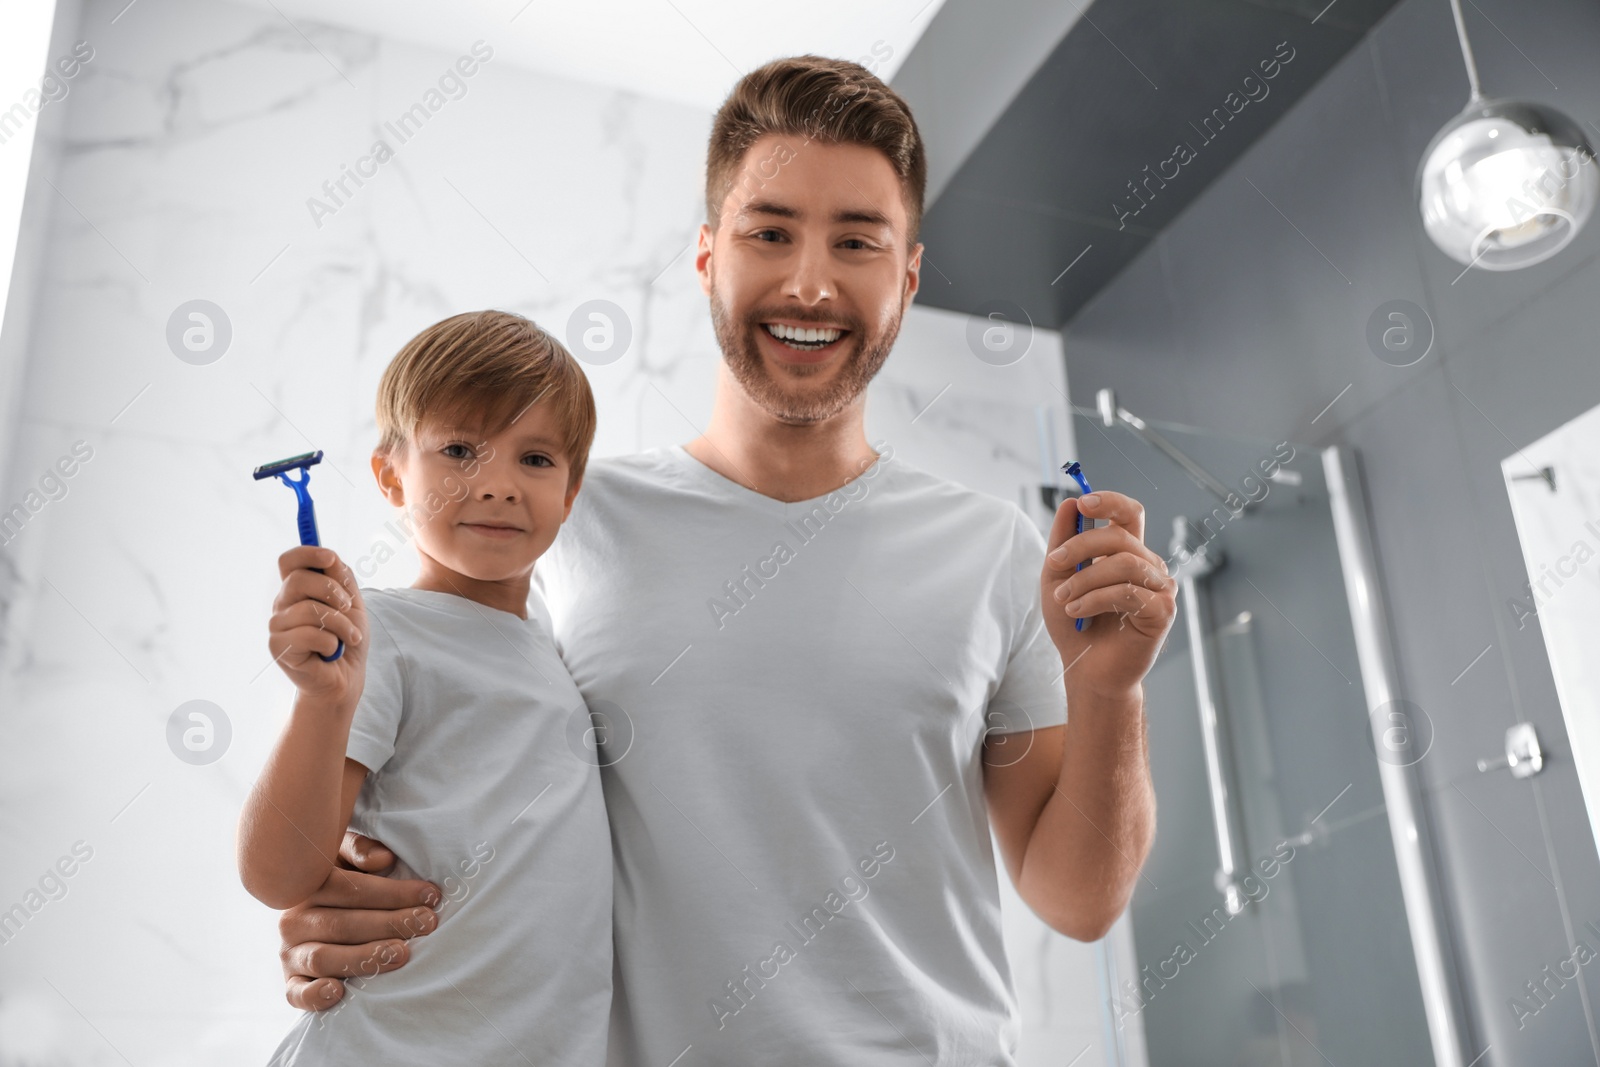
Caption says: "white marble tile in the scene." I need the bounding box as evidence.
[869,301,1077,532]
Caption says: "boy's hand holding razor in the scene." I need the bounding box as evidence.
[267,545,369,708]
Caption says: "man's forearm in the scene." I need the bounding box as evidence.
[1017,683,1155,940]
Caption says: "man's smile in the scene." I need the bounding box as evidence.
[759,321,851,362]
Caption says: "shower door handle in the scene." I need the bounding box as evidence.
[1173,526,1251,916]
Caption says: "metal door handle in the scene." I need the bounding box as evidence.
[1476,722,1543,778]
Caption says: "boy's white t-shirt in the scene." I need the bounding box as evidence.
[268,586,613,1067]
[534,444,1068,1067]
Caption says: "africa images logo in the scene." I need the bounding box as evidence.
[1112,41,1297,231]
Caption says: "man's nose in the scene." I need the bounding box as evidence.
[783,238,836,305]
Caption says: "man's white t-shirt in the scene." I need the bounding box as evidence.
[268,586,613,1067]
[535,443,1068,1066]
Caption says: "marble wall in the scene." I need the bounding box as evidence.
[0,0,1093,1062]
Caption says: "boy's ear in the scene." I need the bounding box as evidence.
[561,471,583,522]
[372,449,405,506]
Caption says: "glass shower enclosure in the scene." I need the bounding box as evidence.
[1063,403,1459,1067]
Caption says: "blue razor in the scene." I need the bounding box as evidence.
[253,449,343,662]
[1060,461,1094,632]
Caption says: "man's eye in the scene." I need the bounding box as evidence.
[754,229,784,242]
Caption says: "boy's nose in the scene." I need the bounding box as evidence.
[468,458,518,502]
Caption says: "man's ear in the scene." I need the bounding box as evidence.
[372,449,405,507]
[694,222,715,297]
[902,240,924,313]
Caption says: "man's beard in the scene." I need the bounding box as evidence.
[709,288,901,425]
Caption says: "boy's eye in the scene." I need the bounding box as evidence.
[523,454,554,468]
[442,443,473,460]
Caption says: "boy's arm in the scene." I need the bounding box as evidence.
[238,699,370,909]
[238,544,370,910]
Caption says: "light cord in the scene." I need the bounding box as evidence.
[1448,0,1484,102]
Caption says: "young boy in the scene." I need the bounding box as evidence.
[238,309,612,1065]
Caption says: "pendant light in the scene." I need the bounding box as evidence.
[1417,0,1598,271]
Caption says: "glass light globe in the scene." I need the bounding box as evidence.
[1417,99,1599,270]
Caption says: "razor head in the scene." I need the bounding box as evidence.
[253,450,324,480]
[1060,460,1092,497]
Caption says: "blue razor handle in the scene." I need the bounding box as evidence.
[253,449,344,662]
[1060,461,1094,632]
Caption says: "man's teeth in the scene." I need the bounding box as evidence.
[763,323,844,349]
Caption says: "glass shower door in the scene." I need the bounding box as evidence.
[1071,411,1435,1067]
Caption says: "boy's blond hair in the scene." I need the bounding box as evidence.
[375,310,597,488]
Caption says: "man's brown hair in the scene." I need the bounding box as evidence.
[704,55,927,244]
[375,309,597,488]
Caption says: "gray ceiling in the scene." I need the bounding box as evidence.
[906,0,1410,329]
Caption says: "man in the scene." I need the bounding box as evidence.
[271,55,1175,1064]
